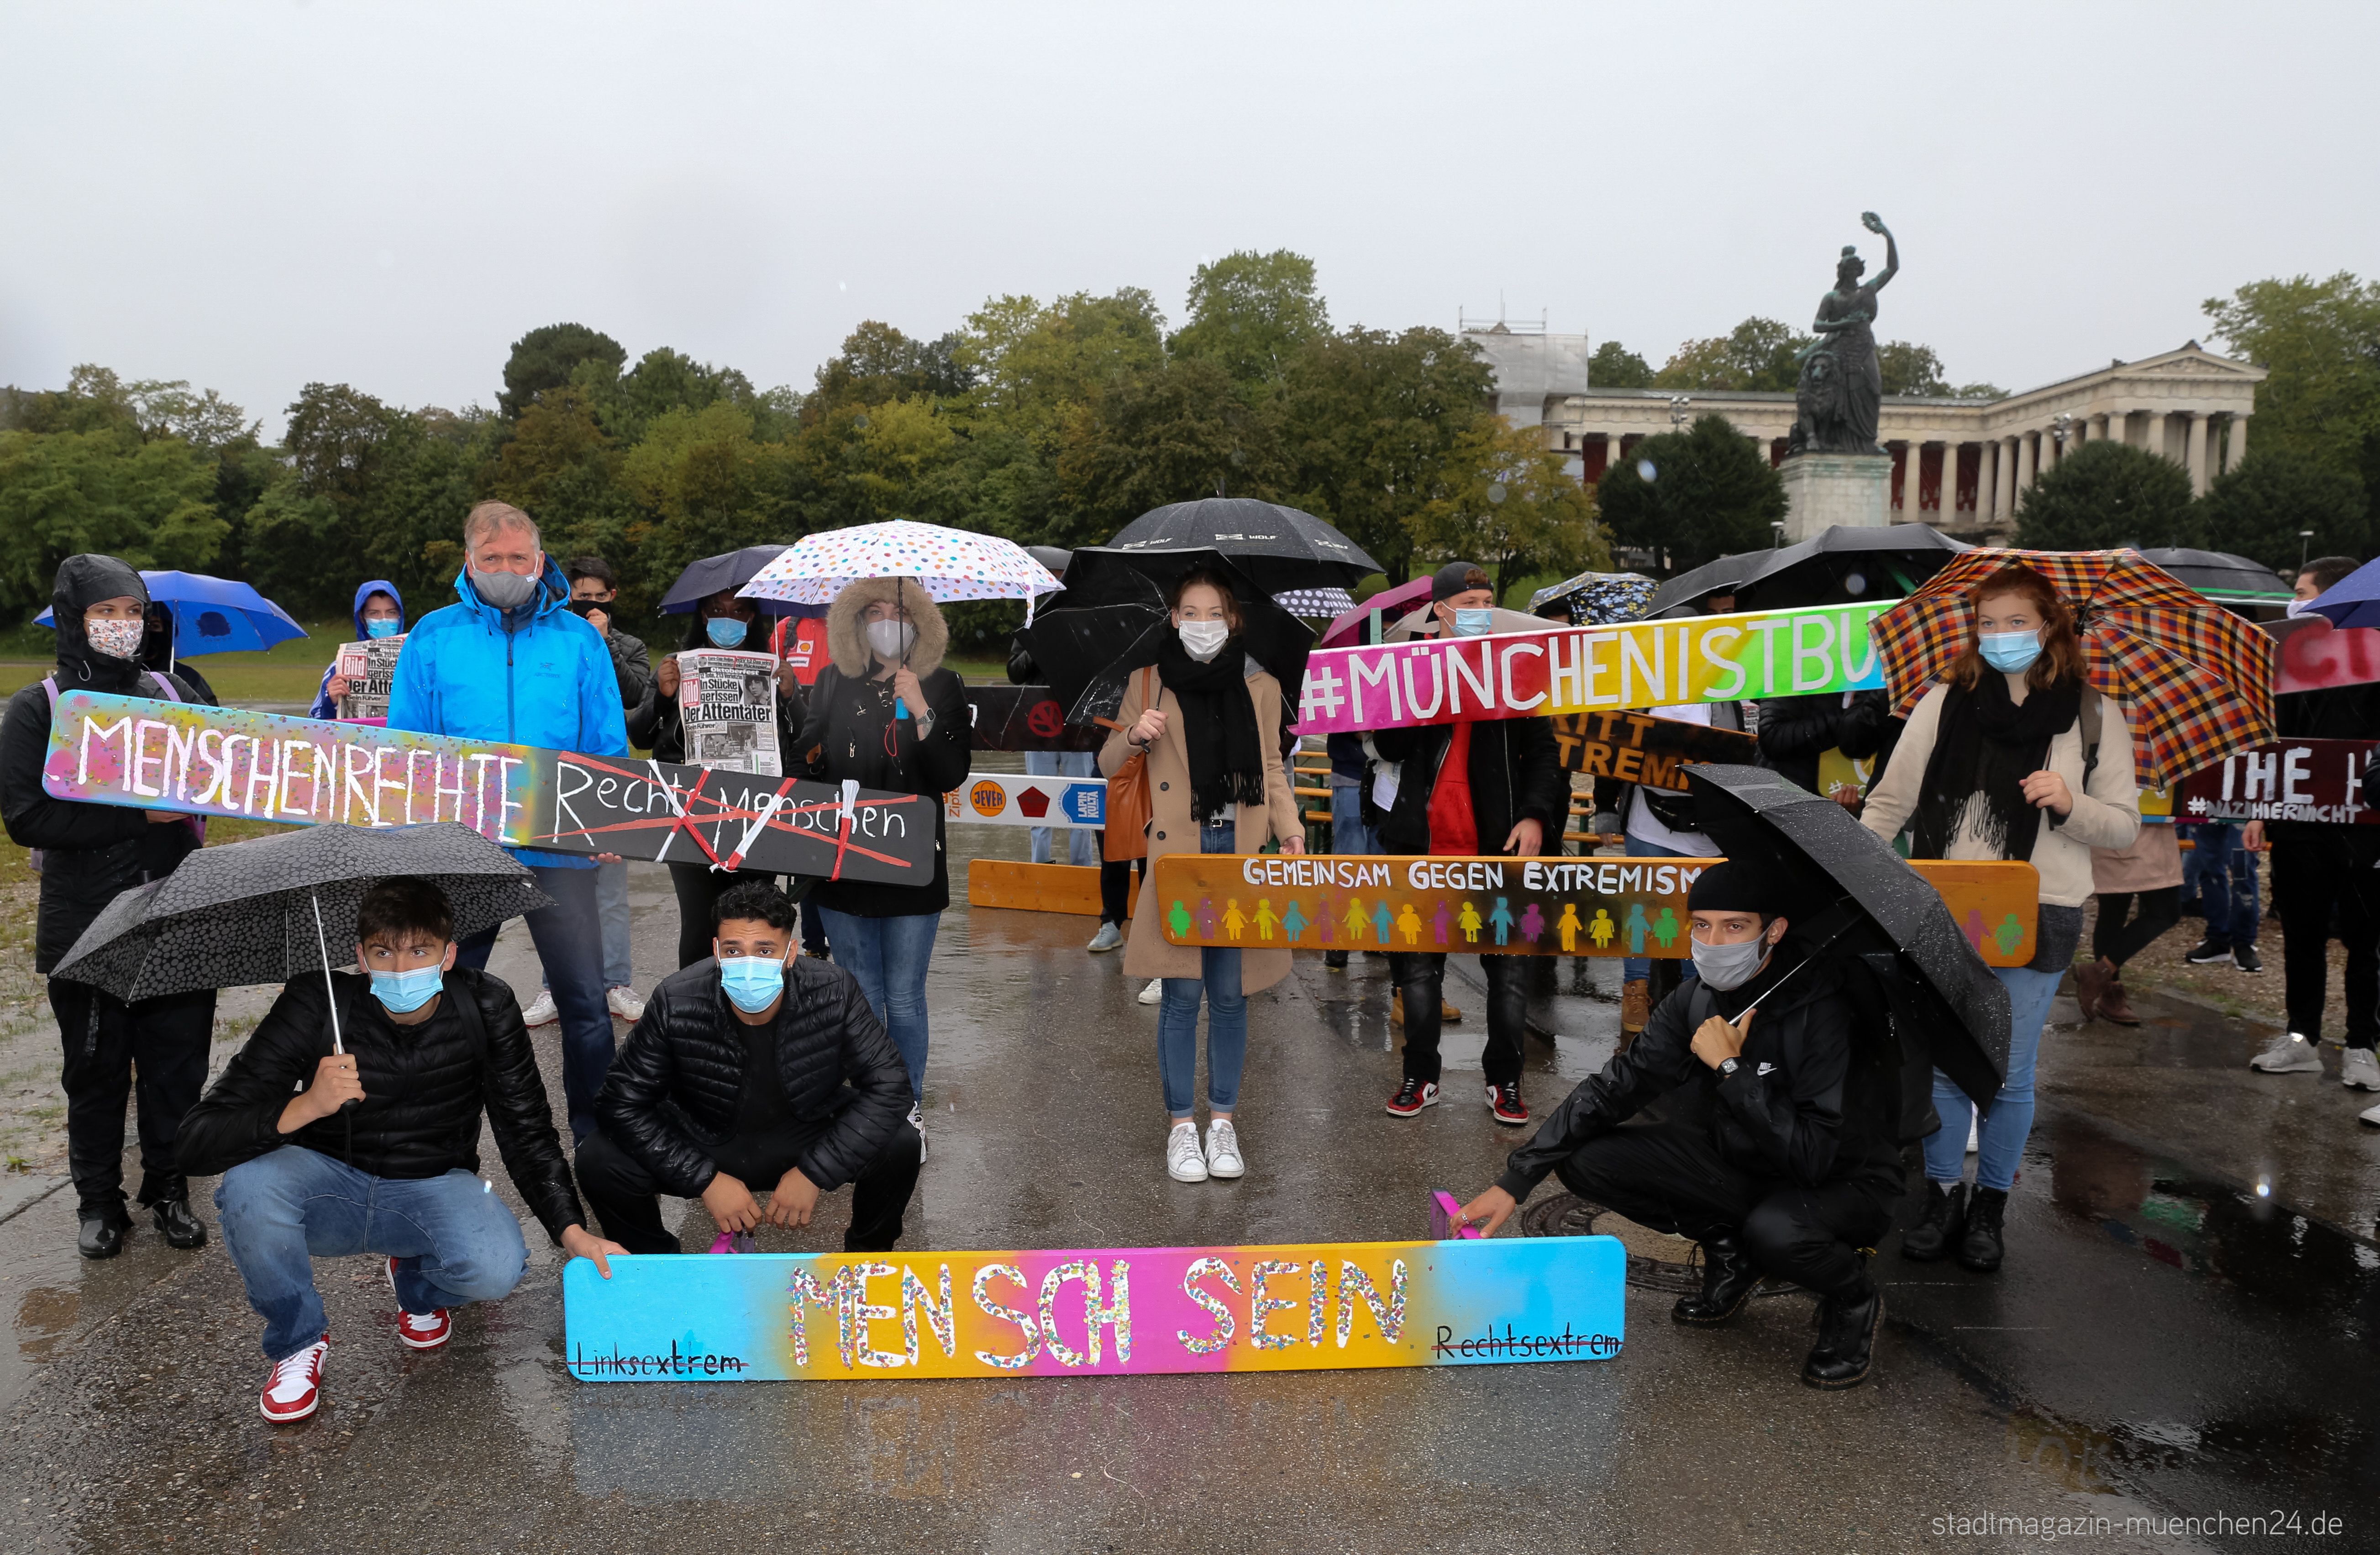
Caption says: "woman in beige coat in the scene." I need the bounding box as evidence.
[1098,569,1302,1186]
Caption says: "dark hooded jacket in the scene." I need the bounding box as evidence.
[1496,944,1904,1203]
[1,555,204,971]
[1755,689,1888,798]
[310,579,405,719]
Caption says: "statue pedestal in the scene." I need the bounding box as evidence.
[1779,453,1893,541]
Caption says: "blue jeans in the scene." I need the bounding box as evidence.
[1159,820,1247,1119]
[547,859,635,992]
[216,1146,529,1361]
[813,906,938,1103]
[2191,824,2261,947]
[1923,963,2062,1193]
[1621,833,1700,985]
[457,862,614,1143]
[1329,782,1377,857]
[1027,751,1100,866]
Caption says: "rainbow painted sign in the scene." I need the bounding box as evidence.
[1291,602,1887,736]
[561,1236,1623,1381]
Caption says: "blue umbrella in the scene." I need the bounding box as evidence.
[35,570,308,657]
[2305,556,2380,630]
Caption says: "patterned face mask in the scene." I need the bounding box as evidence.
[85,617,145,659]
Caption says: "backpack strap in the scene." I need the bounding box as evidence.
[2077,689,2103,794]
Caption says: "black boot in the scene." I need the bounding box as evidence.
[1959,1186,2008,1272]
[1671,1234,1761,1326]
[151,1196,208,1249]
[77,1209,129,1260]
[1802,1282,1883,1389]
[1324,950,1349,970]
[1898,1180,1966,1262]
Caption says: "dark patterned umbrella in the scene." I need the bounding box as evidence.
[53,822,552,1004]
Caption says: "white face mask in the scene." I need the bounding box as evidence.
[865,618,916,661]
[1689,930,1772,991]
[85,617,145,660]
[1178,620,1229,661]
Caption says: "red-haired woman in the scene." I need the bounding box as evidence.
[1861,564,2140,1272]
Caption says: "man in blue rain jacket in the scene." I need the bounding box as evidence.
[385,500,630,1142]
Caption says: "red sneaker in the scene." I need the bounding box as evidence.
[1488,1082,1530,1126]
[387,1255,452,1350]
[1385,1078,1440,1118]
[260,1333,329,1423]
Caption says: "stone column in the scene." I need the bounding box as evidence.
[1981,440,2001,524]
[2015,430,2036,498]
[1939,442,1960,519]
[2143,412,2169,464]
[2226,415,2248,471]
[1897,441,1920,519]
[2185,412,2209,494]
[2101,411,2123,446]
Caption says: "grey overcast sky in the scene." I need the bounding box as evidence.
[3,1,2373,433]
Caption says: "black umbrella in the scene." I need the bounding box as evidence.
[659,545,810,616]
[2132,548,2293,606]
[1106,497,1380,594]
[1042,547,1314,727]
[1683,764,2011,1111]
[1734,523,1972,611]
[1645,550,1767,619]
[1011,598,1166,718]
[53,822,552,1006]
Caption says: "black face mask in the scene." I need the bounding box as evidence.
[567,598,607,619]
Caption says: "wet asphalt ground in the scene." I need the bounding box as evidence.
[2,822,2377,1554]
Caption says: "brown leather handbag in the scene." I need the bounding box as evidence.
[1098,666,1158,861]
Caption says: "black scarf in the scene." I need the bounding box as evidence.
[1911,674,2081,864]
[1155,634,1266,824]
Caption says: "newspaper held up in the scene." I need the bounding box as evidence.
[334,635,405,722]
[677,648,782,776]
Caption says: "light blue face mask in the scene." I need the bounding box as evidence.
[1979,629,2043,673]
[364,617,402,639]
[706,616,749,648]
[369,964,444,1014]
[718,954,786,1013]
[1452,608,1494,637]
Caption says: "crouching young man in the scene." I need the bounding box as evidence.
[178,878,627,1423]
[573,881,919,1253]
[1454,861,1904,1389]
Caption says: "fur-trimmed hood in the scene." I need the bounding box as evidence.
[825,577,949,678]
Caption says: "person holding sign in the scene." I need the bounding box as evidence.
[309,579,405,718]
[573,881,920,1255]
[177,878,626,1424]
[1371,563,1564,1128]
[1,556,215,1260]
[1454,862,1903,1390]
[1102,568,1303,1186]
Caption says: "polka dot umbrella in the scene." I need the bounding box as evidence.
[736,521,1063,620]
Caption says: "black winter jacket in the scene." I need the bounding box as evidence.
[594,956,910,1197]
[1755,689,1889,798]
[177,968,587,1242]
[1496,949,1902,1203]
[1372,715,1564,855]
[1,554,204,971]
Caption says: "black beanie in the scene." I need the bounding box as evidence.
[1686,859,1784,917]
[1431,561,1490,601]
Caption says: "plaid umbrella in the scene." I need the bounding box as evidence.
[1870,548,2275,789]
[1527,569,1657,626]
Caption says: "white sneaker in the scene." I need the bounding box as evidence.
[1086,922,1124,953]
[1138,980,1164,1007]
[606,986,645,1022]
[521,989,558,1028]
[2343,1049,2380,1091]
[1204,1119,1245,1180]
[1166,1120,1208,1182]
[2249,1031,2323,1074]
[1965,1115,1979,1154]
[908,1102,927,1162]
[2362,1099,2380,1127]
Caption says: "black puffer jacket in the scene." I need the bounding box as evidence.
[177,968,587,1242]
[0,555,204,971]
[1755,689,1888,797]
[594,955,909,1197]
[1372,714,1564,855]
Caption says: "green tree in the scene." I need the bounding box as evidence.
[489,385,632,571]
[2014,440,2198,550]
[0,428,224,615]
[1594,414,1786,570]
[1167,250,1328,387]
[1877,341,1947,397]
[1408,418,1607,601]
[808,322,972,419]
[2192,449,2371,575]
[1056,358,1281,548]
[1590,340,1655,389]
[500,323,626,421]
[1656,318,1811,392]
[621,401,797,601]
[2202,273,2380,479]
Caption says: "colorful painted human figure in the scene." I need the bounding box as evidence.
[1962,907,1987,953]
[1371,901,1395,945]
[1222,899,1247,941]
[1167,899,1193,940]
[1454,901,1480,943]
[1252,898,1278,941]
[1343,898,1371,942]
[1431,900,1451,947]
[1994,912,2027,957]
[1314,903,1333,945]
[1488,897,1515,946]
[1396,903,1423,945]
[1197,897,1218,940]
[1589,907,1615,949]
[1623,901,1649,954]
[1558,903,1583,952]
[1650,906,1679,949]
[1519,902,1545,943]
[1282,900,1308,943]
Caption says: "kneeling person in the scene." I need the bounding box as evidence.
[576,881,919,1253]
[1454,861,1902,1389]
[178,878,626,1424]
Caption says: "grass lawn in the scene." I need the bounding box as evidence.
[0,619,346,704]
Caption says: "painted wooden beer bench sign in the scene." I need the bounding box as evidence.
[2176,738,2377,826]
[561,1234,1623,1381]
[943,770,1106,829]
[39,691,935,882]
[1549,710,1756,790]
[1291,601,1888,737]
[1151,853,2039,967]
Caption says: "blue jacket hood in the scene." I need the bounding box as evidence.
[350,579,405,638]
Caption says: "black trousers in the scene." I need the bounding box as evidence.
[2093,887,2181,968]
[574,1124,921,1255]
[47,980,215,1216]
[2271,835,2380,1049]
[1098,842,1143,928]
[667,863,799,970]
[1555,1112,1890,1299]
[1388,952,1527,1086]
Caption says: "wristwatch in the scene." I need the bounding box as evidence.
[1717,1057,1740,1078]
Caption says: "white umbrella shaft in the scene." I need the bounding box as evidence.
[311,892,343,1056]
